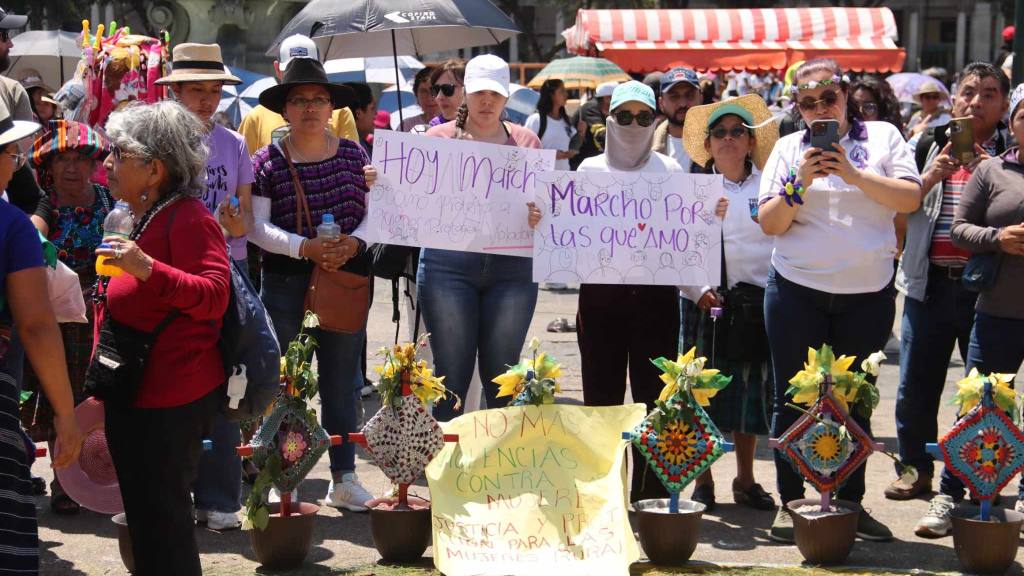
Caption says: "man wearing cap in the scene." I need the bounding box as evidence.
[652,67,702,172]
[237,34,357,155]
[0,6,45,219]
[569,81,616,170]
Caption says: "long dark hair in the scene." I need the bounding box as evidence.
[850,76,904,132]
[794,58,863,124]
[536,79,568,140]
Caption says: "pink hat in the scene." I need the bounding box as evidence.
[374,109,391,129]
[1004,26,1016,44]
[54,398,123,515]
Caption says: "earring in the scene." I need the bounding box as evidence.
[141,192,149,202]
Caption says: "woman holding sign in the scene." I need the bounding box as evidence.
[249,58,377,512]
[420,54,541,421]
[757,59,921,543]
[679,95,778,512]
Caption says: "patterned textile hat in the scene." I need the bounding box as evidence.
[17,69,51,93]
[54,398,124,514]
[155,43,241,86]
[682,94,779,171]
[30,120,109,170]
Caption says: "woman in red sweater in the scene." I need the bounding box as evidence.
[94,101,231,576]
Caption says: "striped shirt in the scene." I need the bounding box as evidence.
[929,134,1000,267]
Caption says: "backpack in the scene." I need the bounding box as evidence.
[219,259,281,422]
[368,243,421,344]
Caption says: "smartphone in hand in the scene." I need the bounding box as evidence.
[809,119,841,153]
[949,117,976,165]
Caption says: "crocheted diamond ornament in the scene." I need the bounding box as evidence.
[251,398,330,493]
[775,392,874,494]
[939,402,1024,501]
[630,398,726,494]
[361,395,445,485]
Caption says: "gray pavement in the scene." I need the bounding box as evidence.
[33,282,1024,575]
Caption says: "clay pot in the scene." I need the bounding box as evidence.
[951,506,1024,574]
[111,513,134,574]
[788,498,861,565]
[249,501,320,570]
[369,500,432,563]
[634,498,706,565]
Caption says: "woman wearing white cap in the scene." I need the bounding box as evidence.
[419,54,541,421]
[0,100,82,574]
[528,81,684,503]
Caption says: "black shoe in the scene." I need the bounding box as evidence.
[692,483,716,512]
[30,475,45,496]
[733,481,776,510]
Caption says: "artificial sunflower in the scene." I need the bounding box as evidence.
[953,368,1018,421]
[492,338,562,405]
[786,345,879,417]
[374,334,457,409]
[651,347,731,406]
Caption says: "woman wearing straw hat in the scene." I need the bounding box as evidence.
[679,94,778,513]
[249,58,377,511]
[906,81,951,144]
[17,120,110,515]
[156,42,252,531]
[757,59,922,543]
[419,54,541,422]
[0,101,82,575]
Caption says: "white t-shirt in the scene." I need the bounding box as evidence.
[757,120,921,294]
[665,135,693,172]
[524,113,576,170]
[577,150,682,174]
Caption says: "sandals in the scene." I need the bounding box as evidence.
[50,481,80,515]
[733,480,776,510]
[546,317,577,333]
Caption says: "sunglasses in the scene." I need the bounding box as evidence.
[797,90,840,112]
[710,126,748,140]
[919,93,942,101]
[431,83,459,98]
[859,102,879,115]
[109,144,148,162]
[614,110,656,127]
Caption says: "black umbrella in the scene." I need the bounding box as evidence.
[267,0,520,125]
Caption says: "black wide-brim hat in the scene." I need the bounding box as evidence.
[259,58,355,114]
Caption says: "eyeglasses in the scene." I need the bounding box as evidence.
[5,152,25,169]
[919,93,942,101]
[859,102,879,115]
[431,83,459,98]
[286,96,332,109]
[797,90,840,112]
[614,110,656,127]
[109,145,148,162]
[710,126,749,140]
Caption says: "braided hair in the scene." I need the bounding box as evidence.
[453,102,469,139]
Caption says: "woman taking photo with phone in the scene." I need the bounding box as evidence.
[757,59,921,543]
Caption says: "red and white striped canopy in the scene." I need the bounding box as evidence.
[563,8,905,73]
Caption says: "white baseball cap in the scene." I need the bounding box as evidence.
[464,54,510,98]
[595,81,619,99]
[278,35,319,71]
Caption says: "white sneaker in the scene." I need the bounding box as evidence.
[196,509,241,531]
[914,494,955,538]
[325,473,373,512]
[267,487,299,505]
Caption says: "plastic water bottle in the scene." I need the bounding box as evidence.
[316,213,341,240]
[95,201,133,277]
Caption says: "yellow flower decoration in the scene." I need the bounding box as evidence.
[491,339,563,405]
[954,368,1018,418]
[652,347,729,406]
[787,345,874,414]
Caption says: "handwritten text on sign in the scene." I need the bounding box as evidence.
[364,130,555,257]
[426,404,644,576]
[533,171,724,286]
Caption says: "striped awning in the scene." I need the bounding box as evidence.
[563,8,905,73]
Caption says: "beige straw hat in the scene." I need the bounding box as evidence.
[156,43,241,85]
[682,94,779,170]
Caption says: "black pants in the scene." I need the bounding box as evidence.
[577,284,680,503]
[106,387,220,576]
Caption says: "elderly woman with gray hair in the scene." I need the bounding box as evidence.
[93,101,231,576]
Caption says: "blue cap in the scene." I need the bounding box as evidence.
[322,214,335,223]
[661,67,700,93]
[609,81,656,113]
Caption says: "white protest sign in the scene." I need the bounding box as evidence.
[364,130,556,257]
[533,171,723,286]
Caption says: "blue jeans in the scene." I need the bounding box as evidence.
[939,311,1024,500]
[765,268,895,504]
[261,271,364,473]
[895,271,977,477]
[417,249,538,421]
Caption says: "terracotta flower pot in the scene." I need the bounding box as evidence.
[788,498,861,565]
[369,497,432,563]
[634,498,706,565]
[249,501,320,570]
[111,513,134,574]
[951,506,1024,574]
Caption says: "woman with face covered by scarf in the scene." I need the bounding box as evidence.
[528,81,684,504]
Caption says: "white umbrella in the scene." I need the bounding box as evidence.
[217,86,254,127]
[8,30,83,90]
[324,56,423,87]
[239,76,278,107]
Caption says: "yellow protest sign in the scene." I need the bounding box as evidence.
[426,403,646,576]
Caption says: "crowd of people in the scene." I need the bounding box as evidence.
[0,3,1023,573]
